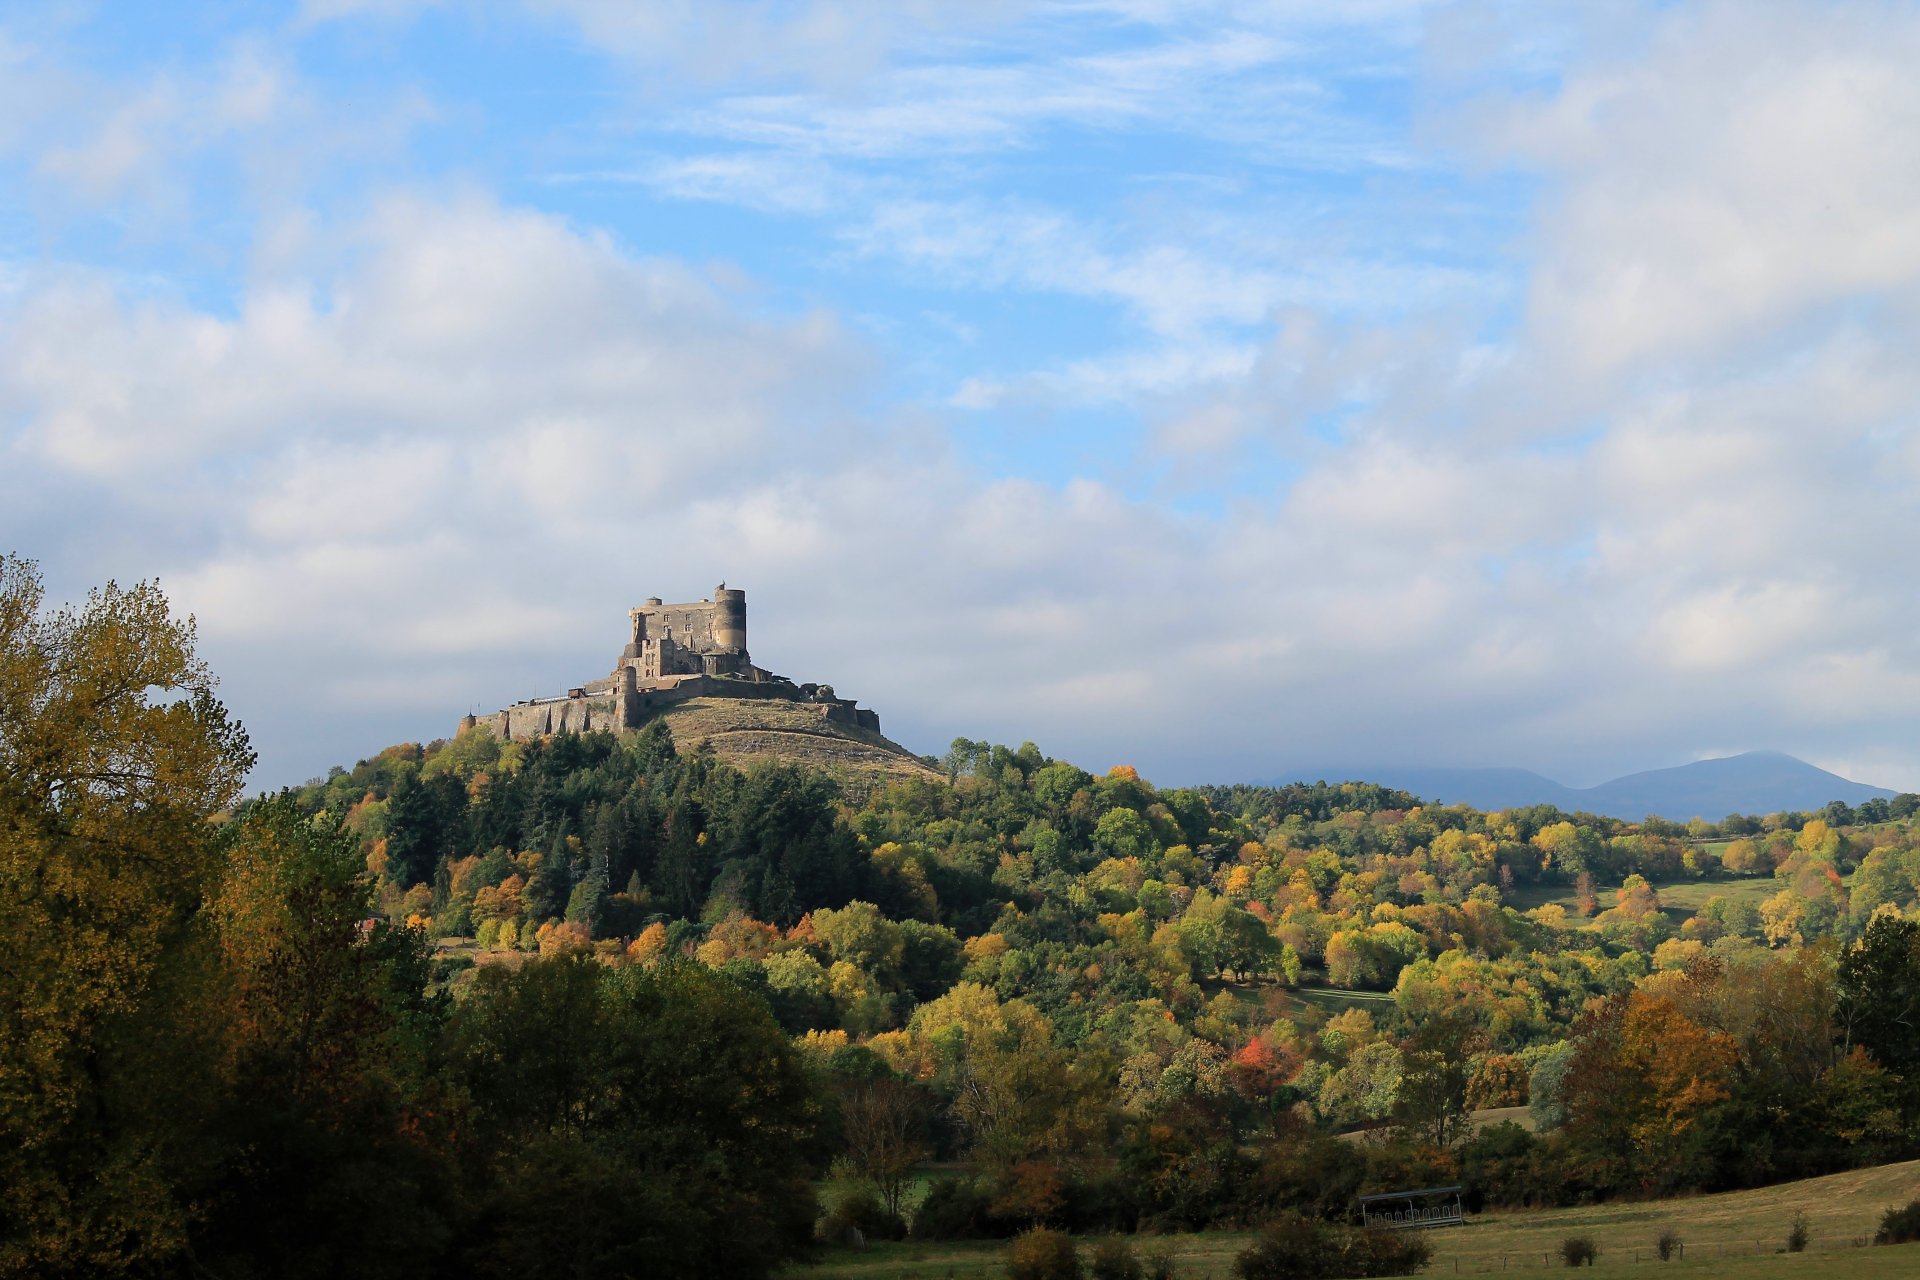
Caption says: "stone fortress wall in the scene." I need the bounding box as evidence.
[460,585,880,743]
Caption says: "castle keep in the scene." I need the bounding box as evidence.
[460,586,880,742]
[626,586,753,680]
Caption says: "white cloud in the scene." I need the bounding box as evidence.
[297,0,443,24]
[952,341,1259,410]
[536,2,1489,420]
[530,0,1033,90]
[14,151,1920,791]
[4,29,436,250]
[12,0,1920,800]
[0,193,885,776]
[663,29,1314,159]
[1486,1,1920,379]
[582,153,840,216]
[847,195,1489,345]
[30,42,299,207]
[4,193,869,482]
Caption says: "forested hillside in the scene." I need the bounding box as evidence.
[299,718,1920,1229]
[13,553,1920,1280]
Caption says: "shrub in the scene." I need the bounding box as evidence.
[1786,1213,1810,1253]
[1089,1238,1145,1280]
[1234,1212,1433,1280]
[1458,1121,1540,1211]
[1655,1229,1681,1261]
[1236,1215,1339,1280]
[1007,1227,1080,1280]
[1347,1228,1433,1277]
[1141,1239,1180,1280]
[432,953,476,980]
[1061,1169,1136,1235]
[1876,1200,1920,1245]
[1246,1134,1368,1222]
[913,1178,1020,1240]
[1560,1236,1597,1267]
[818,1185,906,1245]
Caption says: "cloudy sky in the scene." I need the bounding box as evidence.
[4,0,1919,792]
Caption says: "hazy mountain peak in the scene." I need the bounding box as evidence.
[1274,752,1894,822]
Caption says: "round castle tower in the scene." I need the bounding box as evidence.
[714,585,747,654]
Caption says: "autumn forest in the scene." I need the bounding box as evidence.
[10,556,1920,1280]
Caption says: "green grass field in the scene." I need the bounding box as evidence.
[1501,873,1814,926]
[1293,984,1395,1010]
[1200,974,1398,1021]
[788,1160,1920,1280]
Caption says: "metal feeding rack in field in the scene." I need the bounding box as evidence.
[1358,1186,1466,1230]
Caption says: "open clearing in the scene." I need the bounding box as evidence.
[788,1159,1920,1280]
[1500,873,1821,927]
[1292,983,1396,1010]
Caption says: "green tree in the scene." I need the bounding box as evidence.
[911,985,1107,1219]
[382,767,464,890]
[189,796,452,1280]
[1316,1039,1404,1129]
[523,831,573,922]
[565,858,611,937]
[448,957,820,1279]
[1532,821,1602,877]
[814,900,906,981]
[897,918,965,1001]
[1094,807,1158,862]
[1393,1013,1481,1148]
[836,1076,930,1220]
[1178,889,1280,980]
[1837,913,1920,1115]
[1849,850,1913,924]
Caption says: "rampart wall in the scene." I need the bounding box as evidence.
[463,674,879,743]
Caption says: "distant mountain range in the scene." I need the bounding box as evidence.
[1272,751,1897,822]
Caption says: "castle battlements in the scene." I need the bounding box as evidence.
[459,586,879,742]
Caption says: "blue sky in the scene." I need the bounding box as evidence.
[6,1,1920,794]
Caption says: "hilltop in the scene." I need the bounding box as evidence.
[447,586,939,794]
[641,695,939,791]
[458,585,897,768]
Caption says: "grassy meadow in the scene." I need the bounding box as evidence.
[1500,872,1811,926]
[790,1159,1920,1280]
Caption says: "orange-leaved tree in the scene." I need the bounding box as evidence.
[1560,990,1736,1194]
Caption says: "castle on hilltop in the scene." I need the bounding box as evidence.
[459,585,880,742]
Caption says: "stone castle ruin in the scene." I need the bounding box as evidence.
[460,585,880,742]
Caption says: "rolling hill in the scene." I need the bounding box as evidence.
[1277,751,1896,821]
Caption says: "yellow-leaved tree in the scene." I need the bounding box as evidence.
[0,555,253,1276]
